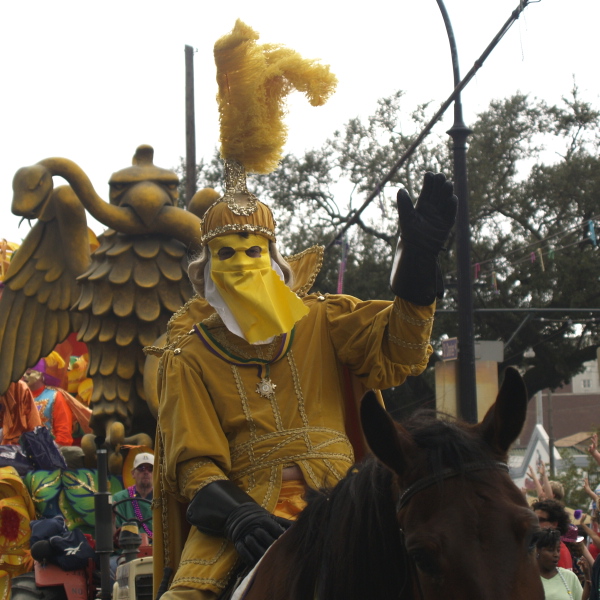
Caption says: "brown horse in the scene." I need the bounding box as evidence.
[240,367,544,600]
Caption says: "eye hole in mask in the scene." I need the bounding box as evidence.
[216,246,262,260]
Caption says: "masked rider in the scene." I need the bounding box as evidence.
[151,20,457,600]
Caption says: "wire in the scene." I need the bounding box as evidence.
[446,216,598,278]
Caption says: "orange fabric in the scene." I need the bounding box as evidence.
[0,382,42,445]
[273,480,307,520]
[31,387,73,446]
[62,390,92,435]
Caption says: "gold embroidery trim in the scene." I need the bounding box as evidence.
[232,364,258,489]
[165,294,200,342]
[267,381,284,432]
[392,302,435,326]
[174,556,241,590]
[144,294,202,356]
[158,429,171,565]
[180,458,217,492]
[230,452,354,481]
[179,539,229,566]
[229,425,347,458]
[386,332,430,350]
[292,350,316,458]
[262,465,278,509]
[201,224,276,245]
[285,245,325,298]
[203,312,223,328]
[143,345,166,357]
[300,460,322,489]
[323,458,345,481]
[287,351,310,429]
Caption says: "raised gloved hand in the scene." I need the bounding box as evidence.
[390,172,457,305]
[186,479,291,566]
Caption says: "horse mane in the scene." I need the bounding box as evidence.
[283,455,406,600]
[404,407,494,466]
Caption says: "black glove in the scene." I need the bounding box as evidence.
[390,172,457,305]
[224,503,291,565]
[186,479,291,566]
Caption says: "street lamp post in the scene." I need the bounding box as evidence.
[436,0,478,423]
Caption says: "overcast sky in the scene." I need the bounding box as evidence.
[1,0,598,244]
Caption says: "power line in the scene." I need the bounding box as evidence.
[445,219,598,281]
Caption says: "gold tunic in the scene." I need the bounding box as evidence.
[153,292,434,595]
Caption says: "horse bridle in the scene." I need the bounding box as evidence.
[396,461,509,600]
[397,460,509,511]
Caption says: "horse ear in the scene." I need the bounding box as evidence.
[477,367,528,456]
[360,390,412,475]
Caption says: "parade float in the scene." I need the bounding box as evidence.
[0,147,202,597]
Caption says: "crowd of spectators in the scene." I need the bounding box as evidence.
[525,432,600,599]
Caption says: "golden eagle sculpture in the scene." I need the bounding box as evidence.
[1,145,203,472]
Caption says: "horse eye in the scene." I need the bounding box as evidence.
[409,549,439,576]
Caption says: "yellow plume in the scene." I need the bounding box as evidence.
[214,20,337,174]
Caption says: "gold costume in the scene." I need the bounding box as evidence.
[153,288,434,595]
[151,20,448,598]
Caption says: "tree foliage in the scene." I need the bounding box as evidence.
[184,86,600,413]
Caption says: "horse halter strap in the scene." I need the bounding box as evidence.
[397,461,509,510]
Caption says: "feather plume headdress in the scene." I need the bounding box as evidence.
[200,19,337,245]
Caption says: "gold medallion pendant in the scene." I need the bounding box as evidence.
[256,377,277,398]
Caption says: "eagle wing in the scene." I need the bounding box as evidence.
[0,185,91,394]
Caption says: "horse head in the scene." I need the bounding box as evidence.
[360,367,544,600]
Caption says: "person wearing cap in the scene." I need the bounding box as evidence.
[152,21,457,600]
[110,451,154,582]
[112,452,154,534]
[562,524,595,586]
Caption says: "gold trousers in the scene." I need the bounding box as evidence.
[273,479,307,520]
[163,480,308,599]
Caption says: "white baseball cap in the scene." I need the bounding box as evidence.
[133,452,154,469]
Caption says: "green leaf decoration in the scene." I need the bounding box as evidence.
[23,470,62,518]
[61,470,98,527]
[58,489,90,533]
[60,469,123,528]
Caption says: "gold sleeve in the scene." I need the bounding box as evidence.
[385,297,435,367]
[157,350,230,501]
[324,294,434,389]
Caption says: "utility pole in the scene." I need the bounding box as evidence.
[185,45,197,206]
[436,0,477,423]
